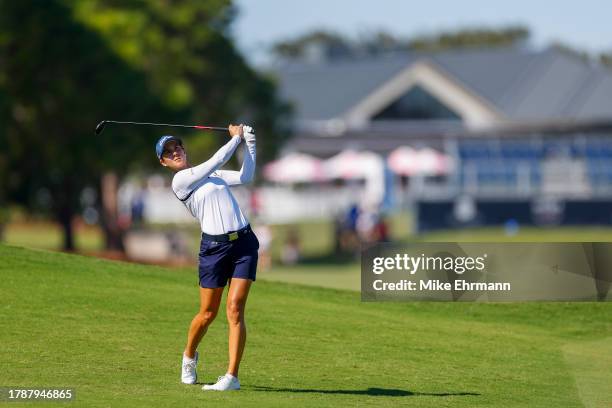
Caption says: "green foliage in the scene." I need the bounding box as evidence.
[0,0,290,247]
[601,53,612,68]
[273,30,352,60]
[550,42,592,62]
[0,0,168,218]
[70,0,290,163]
[0,73,8,221]
[272,25,531,61]
[408,26,529,52]
[69,0,235,111]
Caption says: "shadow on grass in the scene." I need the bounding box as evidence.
[250,385,480,397]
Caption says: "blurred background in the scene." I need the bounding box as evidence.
[2,0,612,289]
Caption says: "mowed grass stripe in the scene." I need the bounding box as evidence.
[1,245,609,407]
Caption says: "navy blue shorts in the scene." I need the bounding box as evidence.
[198,229,259,288]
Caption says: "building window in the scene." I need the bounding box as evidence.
[373,85,461,120]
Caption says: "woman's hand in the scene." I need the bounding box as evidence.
[228,124,243,138]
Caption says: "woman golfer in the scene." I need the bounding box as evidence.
[156,124,258,391]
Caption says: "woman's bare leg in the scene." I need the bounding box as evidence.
[184,286,224,358]
[225,278,252,376]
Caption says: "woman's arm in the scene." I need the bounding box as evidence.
[172,134,242,200]
[215,126,256,186]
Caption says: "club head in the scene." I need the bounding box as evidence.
[95,120,107,135]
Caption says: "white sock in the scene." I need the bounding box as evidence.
[225,373,237,380]
[183,353,196,362]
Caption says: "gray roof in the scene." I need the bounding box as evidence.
[276,55,410,120]
[275,47,612,124]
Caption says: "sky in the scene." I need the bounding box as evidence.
[232,0,611,65]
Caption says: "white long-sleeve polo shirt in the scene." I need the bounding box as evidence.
[171,132,256,235]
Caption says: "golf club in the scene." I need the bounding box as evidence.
[94,120,249,135]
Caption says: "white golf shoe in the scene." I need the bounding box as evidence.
[202,374,240,391]
[181,352,198,384]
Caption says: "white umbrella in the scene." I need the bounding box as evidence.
[324,150,386,205]
[387,146,418,175]
[388,146,453,176]
[417,147,453,175]
[263,152,326,183]
[324,150,383,180]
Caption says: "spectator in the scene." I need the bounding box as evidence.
[373,214,390,242]
[281,228,301,265]
[254,223,272,270]
[130,188,146,227]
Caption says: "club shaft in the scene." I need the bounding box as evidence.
[104,120,227,132]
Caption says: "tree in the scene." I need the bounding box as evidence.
[599,52,612,69]
[70,0,290,164]
[272,30,353,61]
[550,42,591,62]
[271,25,531,61]
[0,83,8,240]
[407,26,529,52]
[0,0,174,250]
[0,0,290,251]
[549,42,612,70]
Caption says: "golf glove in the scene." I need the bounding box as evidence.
[243,125,255,143]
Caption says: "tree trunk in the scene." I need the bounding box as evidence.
[54,181,76,252]
[100,172,125,252]
[0,210,5,242]
[0,198,7,242]
[58,203,75,251]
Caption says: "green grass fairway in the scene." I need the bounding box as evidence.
[1,245,610,407]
